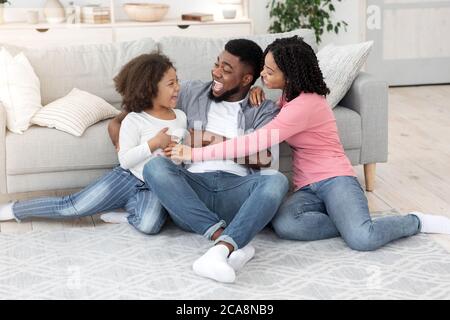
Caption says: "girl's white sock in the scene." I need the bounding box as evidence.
[0,202,15,221]
[100,211,129,224]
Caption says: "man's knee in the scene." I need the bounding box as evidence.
[259,172,289,198]
[143,157,175,181]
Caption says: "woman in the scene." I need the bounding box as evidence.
[170,36,450,251]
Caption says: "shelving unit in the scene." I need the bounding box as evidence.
[0,0,252,47]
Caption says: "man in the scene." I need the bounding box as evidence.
[108,39,289,283]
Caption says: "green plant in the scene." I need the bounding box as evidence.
[267,0,348,43]
[0,0,11,4]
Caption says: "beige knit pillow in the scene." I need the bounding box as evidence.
[318,41,374,108]
[31,88,120,136]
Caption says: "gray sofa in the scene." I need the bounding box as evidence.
[0,29,388,196]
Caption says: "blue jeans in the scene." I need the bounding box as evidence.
[272,176,421,251]
[13,166,167,235]
[143,157,289,250]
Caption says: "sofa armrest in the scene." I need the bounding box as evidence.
[0,102,7,194]
[340,72,388,164]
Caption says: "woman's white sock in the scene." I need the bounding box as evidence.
[411,211,450,234]
[0,202,15,221]
[228,244,255,272]
[192,244,236,283]
[100,211,129,224]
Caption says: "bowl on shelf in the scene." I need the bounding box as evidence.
[123,3,170,22]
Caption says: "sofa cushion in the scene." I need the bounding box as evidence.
[6,121,118,175]
[158,29,317,89]
[2,39,158,106]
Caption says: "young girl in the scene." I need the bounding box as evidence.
[171,36,450,251]
[0,53,186,235]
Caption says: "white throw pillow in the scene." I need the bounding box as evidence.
[31,88,120,137]
[317,41,374,109]
[0,47,42,134]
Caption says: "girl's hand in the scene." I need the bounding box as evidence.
[170,144,192,163]
[249,86,266,107]
[148,127,171,152]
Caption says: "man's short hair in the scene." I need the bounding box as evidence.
[225,39,264,86]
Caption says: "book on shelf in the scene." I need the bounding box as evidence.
[81,15,111,24]
[81,5,110,14]
[81,14,110,19]
[81,20,111,24]
[81,6,110,17]
[181,13,214,22]
[81,19,111,24]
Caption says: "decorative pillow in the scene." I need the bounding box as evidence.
[317,41,374,109]
[0,47,42,134]
[31,88,120,137]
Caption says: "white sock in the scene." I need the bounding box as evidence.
[0,202,15,221]
[411,211,450,234]
[100,211,129,224]
[228,244,255,272]
[192,244,236,283]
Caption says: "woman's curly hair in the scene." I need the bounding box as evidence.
[114,53,174,113]
[264,36,330,102]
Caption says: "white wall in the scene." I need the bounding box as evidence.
[249,0,365,47]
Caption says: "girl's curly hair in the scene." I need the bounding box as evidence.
[264,36,330,102]
[114,53,174,113]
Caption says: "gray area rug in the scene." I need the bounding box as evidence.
[1,220,450,300]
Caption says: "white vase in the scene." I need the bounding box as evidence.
[44,0,66,24]
[0,4,4,25]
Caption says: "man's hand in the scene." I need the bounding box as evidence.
[108,111,128,152]
[235,150,272,169]
[186,129,226,147]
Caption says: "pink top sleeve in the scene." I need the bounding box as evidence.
[191,96,314,162]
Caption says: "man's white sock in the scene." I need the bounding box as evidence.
[411,211,450,234]
[228,244,255,272]
[100,211,129,224]
[0,202,15,221]
[192,244,236,283]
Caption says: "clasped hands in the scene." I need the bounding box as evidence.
[162,128,223,163]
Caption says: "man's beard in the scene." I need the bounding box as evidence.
[208,82,242,103]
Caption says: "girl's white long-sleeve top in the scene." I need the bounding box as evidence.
[118,109,187,181]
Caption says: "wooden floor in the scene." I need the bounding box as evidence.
[1,85,450,248]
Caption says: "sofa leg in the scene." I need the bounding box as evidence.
[364,163,376,192]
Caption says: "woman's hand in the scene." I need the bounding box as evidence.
[167,144,192,163]
[249,86,266,107]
